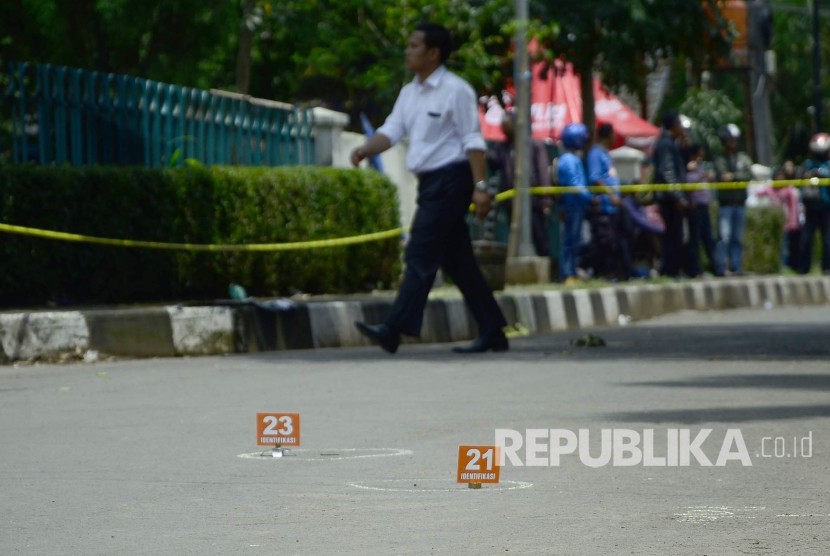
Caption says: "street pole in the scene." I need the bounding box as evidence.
[749,0,774,165]
[508,0,536,258]
[814,0,823,132]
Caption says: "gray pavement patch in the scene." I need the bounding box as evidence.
[347,478,533,492]
[236,447,413,462]
[672,506,766,523]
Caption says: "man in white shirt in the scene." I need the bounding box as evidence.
[351,22,508,354]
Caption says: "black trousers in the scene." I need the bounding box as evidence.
[658,200,684,278]
[384,161,507,337]
[583,211,632,280]
[687,204,719,277]
[798,204,830,273]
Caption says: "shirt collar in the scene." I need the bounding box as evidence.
[415,65,446,89]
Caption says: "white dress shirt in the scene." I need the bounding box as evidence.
[376,65,486,175]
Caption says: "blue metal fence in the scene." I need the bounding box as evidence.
[1,62,315,167]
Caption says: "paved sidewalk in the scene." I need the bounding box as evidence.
[2,275,829,363]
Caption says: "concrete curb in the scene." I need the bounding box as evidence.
[2,275,829,363]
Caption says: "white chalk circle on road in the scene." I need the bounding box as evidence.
[236,447,413,462]
[347,478,534,493]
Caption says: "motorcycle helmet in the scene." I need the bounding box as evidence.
[717,123,741,141]
[809,132,830,154]
[561,123,589,150]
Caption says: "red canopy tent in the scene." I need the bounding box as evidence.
[480,59,659,150]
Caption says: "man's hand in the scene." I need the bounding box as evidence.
[472,189,492,220]
[350,146,368,167]
[350,134,391,168]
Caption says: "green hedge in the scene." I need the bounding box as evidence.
[0,165,401,307]
[743,205,785,274]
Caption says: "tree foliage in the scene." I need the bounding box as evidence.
[767,0,830,162]
[253,0,517,126]
[0,1,521,129]
[0,0,240,90]
[6,0,818,153]
[534,0,731,131]
[679,89,743,157]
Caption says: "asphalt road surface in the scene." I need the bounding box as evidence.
[1,305,829,555]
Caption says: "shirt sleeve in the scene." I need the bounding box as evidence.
[452,81,487,152]
[656,142,677,184]
[586,148,602,185]
[376,87,407,146]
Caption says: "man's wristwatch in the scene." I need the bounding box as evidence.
[474,180,488,192]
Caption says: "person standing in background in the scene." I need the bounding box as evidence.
[713,123,752,276]
[556,123,591,284]
[652,110,688,278]
[685,143,722,277]
[585,122,631,280]
[759,160,802,272]
[798,133,830,274]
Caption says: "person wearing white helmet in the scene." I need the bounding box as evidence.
[557,122,592,284]
[798,132,830,274]
[713,123,753,276]
[809,132,830,155]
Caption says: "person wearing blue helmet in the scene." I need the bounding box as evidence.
[557,122,592,284]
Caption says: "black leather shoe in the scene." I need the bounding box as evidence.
[355,321,400,354]
[452,333,509,354]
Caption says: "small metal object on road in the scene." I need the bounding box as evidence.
[571,334,606,347]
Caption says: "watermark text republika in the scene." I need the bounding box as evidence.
[495,428,814,467]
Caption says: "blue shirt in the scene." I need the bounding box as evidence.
[557,151,591,211]
[804,158,830,204]
[586,145,621,215]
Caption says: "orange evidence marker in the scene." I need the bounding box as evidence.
[457,445,500,488]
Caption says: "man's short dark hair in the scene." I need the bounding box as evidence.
[597,122,614,140]
[661,110,680,130]
[416,22,453,64]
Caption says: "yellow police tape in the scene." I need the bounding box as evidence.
[494,177,830,203]
[0,222,405,252]
[0,177,827,252]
